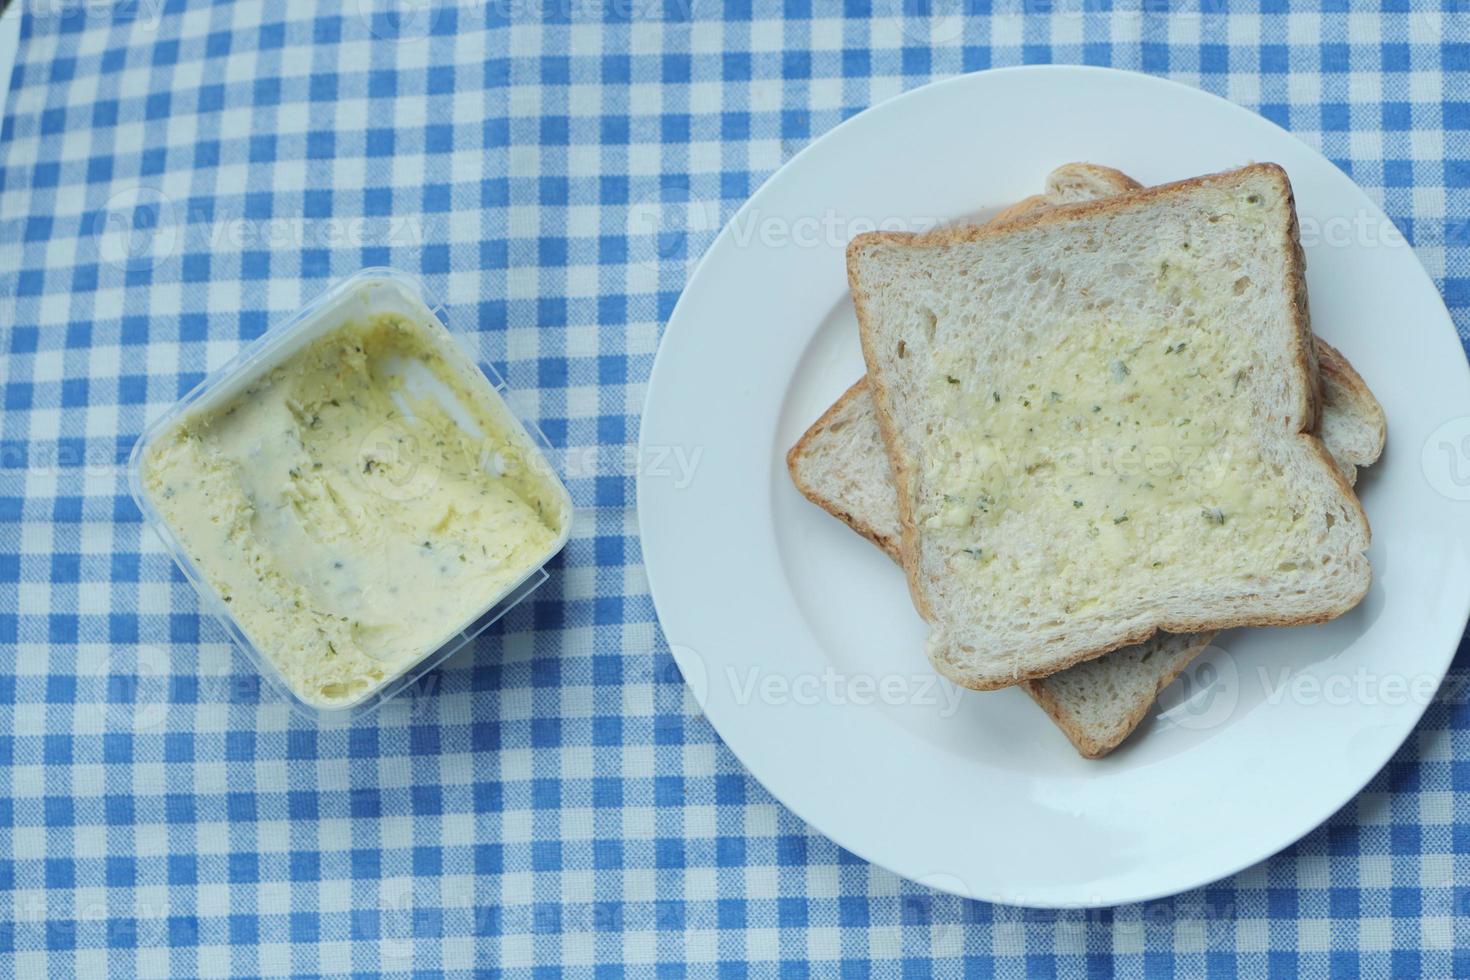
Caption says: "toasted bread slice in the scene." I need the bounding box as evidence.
[847,164,1372,691]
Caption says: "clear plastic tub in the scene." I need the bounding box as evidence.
[128,269,573,721]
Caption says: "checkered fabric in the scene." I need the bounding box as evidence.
[2,0,1470,975]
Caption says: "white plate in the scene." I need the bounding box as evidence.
[637,66,1470,907]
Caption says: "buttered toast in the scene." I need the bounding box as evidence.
[848,164,1372,691]
[787,164,1385,755]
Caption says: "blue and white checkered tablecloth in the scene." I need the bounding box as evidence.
[3,0,1470,975]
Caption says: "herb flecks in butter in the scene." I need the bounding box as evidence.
[143,313,562,708]
[916,242,1305,612]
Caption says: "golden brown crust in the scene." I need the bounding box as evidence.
[988,194,1048,226]
[1316,338,1370,399]
[852,164,1290,252]
[941,574,1371,694]
[1045,162,1144,197]
[849,256,934,622]
[1280,167,1323,436]
[784,377,902,561]
[1022,632,1217,758]
[1316,338,1388,469]
[914,195,1053,246]
[784,376,865,475]
[850,163,1372,689]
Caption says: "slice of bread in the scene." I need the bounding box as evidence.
[848,164,1372,691]
[1024,630,1216,756]
[789,164,1384,756]
[1315,339,1387,487]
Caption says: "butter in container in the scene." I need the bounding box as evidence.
[129,269,572,718]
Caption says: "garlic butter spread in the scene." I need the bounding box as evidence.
[144,314,563,707]
[920,241,1306,619]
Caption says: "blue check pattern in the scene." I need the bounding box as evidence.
[3,0,1470,975]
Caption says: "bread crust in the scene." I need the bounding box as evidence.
[850,260,934,624]
[1315,337,1387,474]
[987,194,1048,226]
[784,377,903,562]
[933,595,1368,694]
[849,163,1372,691]
[1022,631,1217,758]
[1044,162,1143,199]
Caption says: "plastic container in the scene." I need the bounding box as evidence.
[128,269,573,721]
